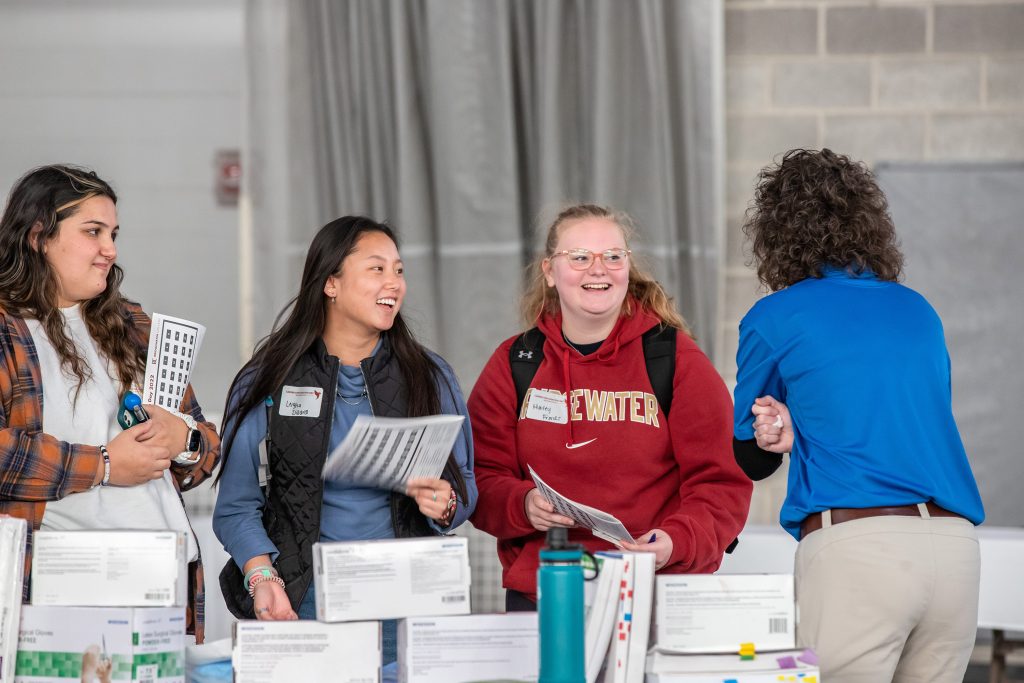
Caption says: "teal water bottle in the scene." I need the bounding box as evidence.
[538,527,585,683]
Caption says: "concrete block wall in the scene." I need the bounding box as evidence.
[721,0,1024,523]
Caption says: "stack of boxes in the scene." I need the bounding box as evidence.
[16,530,190,683]
[3,525,819,683]
[233,536,540,683]
[645,574,820,683]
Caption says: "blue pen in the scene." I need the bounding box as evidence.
[648,533,657,543]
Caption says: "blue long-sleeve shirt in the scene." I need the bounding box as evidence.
[213,349,477,570]
[732,266,984,540]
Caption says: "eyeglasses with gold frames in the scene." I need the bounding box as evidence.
[549,248,631,271]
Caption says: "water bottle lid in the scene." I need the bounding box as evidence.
[540,547,583,562]
[123,392,142,408]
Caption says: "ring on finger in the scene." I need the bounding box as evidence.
[431,490,437,502]
[255,607,269,615]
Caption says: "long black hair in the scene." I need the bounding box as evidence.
[217,215,467,502]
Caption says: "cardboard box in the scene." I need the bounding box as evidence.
[313,537,471,622]
[1,518,28,683]
[655,574,795,653]
[645,648,819,683]
[16,606,185,683]
[31,531,186,608]
[397,613,538,683]
[232,620,379,683]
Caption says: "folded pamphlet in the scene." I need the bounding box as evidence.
[529,465,634,545]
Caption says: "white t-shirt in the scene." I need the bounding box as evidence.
[27,305,198,561]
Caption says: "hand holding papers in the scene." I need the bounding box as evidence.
[529,466,635,545]
[322,414,465,492]
[142,313,206,412]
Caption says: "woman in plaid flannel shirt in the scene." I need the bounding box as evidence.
[0,165,220,642]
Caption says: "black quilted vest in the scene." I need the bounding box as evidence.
[221,336,440,617]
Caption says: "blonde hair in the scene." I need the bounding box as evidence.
[520,203,691,336]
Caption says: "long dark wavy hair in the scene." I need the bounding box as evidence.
[743,148,904,291]
[217,216,467,502]
[0,164,146,394]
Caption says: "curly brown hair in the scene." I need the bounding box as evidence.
[743,148,904,291]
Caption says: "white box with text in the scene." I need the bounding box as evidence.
[31,531,186,608]
[232,620,379,683]
[313,537,470,622]
[655,574,794,653]
[397,613,538,683]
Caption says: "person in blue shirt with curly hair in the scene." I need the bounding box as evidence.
[733,148,984,683]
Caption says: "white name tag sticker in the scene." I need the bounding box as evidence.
[279,385,324,418]
[525,388,568,424]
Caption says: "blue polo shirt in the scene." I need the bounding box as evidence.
[733,266,985,540]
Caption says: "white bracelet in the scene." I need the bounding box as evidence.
[100,445,111,486]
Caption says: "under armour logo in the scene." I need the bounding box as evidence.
[517,350,534,359]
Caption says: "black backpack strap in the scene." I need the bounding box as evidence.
[639,325,738,555]
[641,324,677,416]
[510,327,546,416]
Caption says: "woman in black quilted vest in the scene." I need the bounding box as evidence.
[213,216,477,665]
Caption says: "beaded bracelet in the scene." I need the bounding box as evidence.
[248,573,286,597]
[243,565,277,591]
[99,445,111,486]
[439,488,458,527]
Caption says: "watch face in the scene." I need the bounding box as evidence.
[186,428,202,453]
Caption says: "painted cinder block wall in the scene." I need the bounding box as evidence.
[719,0,1024,523]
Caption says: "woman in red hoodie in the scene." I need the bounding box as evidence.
[469,203,752,610]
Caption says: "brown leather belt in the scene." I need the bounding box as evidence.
[800,502,963,540]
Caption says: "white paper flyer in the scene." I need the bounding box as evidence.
[142,313,206,412]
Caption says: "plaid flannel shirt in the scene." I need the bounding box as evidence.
[0,302,220,642]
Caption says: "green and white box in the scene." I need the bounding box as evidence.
[655,574,795,653]
[233,620,379,683]
[313,537,470,622]
[15,606,185,683]
[397,613,538,683]
[31,532,186,607]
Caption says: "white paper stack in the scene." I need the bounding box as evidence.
[0,517,27,683]
[16,606,186,683]
[322,415,465,492]
[601,552,655,683]
[397,613,538,683]
[584,553,622,683]
[645,648,820,683]
[31,531,187,607]
[654,574,795,654]
[232,620,379,683]
[313,537,471,622]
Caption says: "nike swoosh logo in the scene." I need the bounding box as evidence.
[565,438,597,450]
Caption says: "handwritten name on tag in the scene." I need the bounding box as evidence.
[525,388,568,424]
[279,385,323,418]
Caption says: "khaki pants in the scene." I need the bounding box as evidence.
[795,508,979,683]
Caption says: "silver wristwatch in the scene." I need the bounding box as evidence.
[172,410,202,467]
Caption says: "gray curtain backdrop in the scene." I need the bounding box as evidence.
[243,0,724,387]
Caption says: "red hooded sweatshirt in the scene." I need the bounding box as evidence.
[468,306,752,600]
